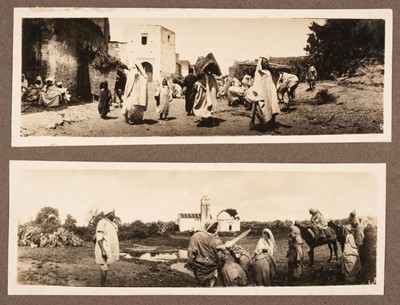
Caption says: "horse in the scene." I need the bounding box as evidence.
[294,221,339,266]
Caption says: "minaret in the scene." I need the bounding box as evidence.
[200,196,211,223]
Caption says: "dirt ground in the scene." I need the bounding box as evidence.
[16,233,357,288]
[20,79,384,138]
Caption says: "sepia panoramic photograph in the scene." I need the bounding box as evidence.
[12,8,392,146]
[9,161,385,295]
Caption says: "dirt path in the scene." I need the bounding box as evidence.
[20,81,383,138]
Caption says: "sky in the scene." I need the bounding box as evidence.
[108,18,325,74]
[12,165,382,226]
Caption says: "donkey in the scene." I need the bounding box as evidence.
[295,221,339,266]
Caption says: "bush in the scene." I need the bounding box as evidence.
[315,89,337,104]
[18,225,84,247]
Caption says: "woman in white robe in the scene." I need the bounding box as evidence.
[252,228,277,286]
[247,57,280,129]
[342,227,361,282]
[122,62,148,124]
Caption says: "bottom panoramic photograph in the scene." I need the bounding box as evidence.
[8,161,385,295]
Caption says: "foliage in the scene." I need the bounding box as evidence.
[34,206,61,233]
[232,58,301,82]
[73,225,95,242]
[241,219,294,235]
[87,48,124,73]
[117,220,177,240]
[18,224,84,247]
[314,89,337,104]
[63,214,77,232]
[232,60,257,80]
[52,18,124,73]
[304,19,385,78]
[224,208,238,218]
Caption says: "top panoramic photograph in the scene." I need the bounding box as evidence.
[12,8,392,146]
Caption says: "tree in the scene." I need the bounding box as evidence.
[225,208,237,217]
[304,19,385,78]
[34,206,61,233]
[63,214,77,232]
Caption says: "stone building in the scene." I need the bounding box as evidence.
[21,18,116,101]
[216,211,241,232]
[178,196,240,232]
[121,24,178,82]
[178,59,191,77]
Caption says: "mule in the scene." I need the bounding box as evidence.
[328,220,346,252]
[295,221,339,266]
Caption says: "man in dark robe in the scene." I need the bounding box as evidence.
[181,68,197,115]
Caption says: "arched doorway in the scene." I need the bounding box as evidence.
[141,62,153,82]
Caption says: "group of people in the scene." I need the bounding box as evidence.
[21,74,71,107]
[110,54,221,127]
[93,207,368,287]
[22,54,318,132]
[187,219,305,287]
[308,208,367,283]
[341,210,365,283]
[100,53,317,130]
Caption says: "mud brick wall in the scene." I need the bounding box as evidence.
[88,66,117,97]
[41,34,80,100]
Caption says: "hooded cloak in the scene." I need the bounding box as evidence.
[187,220,224,284]
[122,62,148,124]
[250,57,280,122]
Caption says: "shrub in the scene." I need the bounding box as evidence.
[314,89,337,104]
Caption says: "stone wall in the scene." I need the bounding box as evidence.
[22,18,111,102]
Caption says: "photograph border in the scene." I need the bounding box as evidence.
[8,161,386,295]
[11,7,393,146]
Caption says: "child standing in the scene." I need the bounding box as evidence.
[155,78,173,121]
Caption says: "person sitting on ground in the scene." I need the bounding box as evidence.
[25,76,43,104]
[39,78,69,107]
[227,74,253,107]
[21,74,29,99]
[155,77,173,121]
[309,208,328,239]
[55,81,71,103]
[98,81,112,119]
